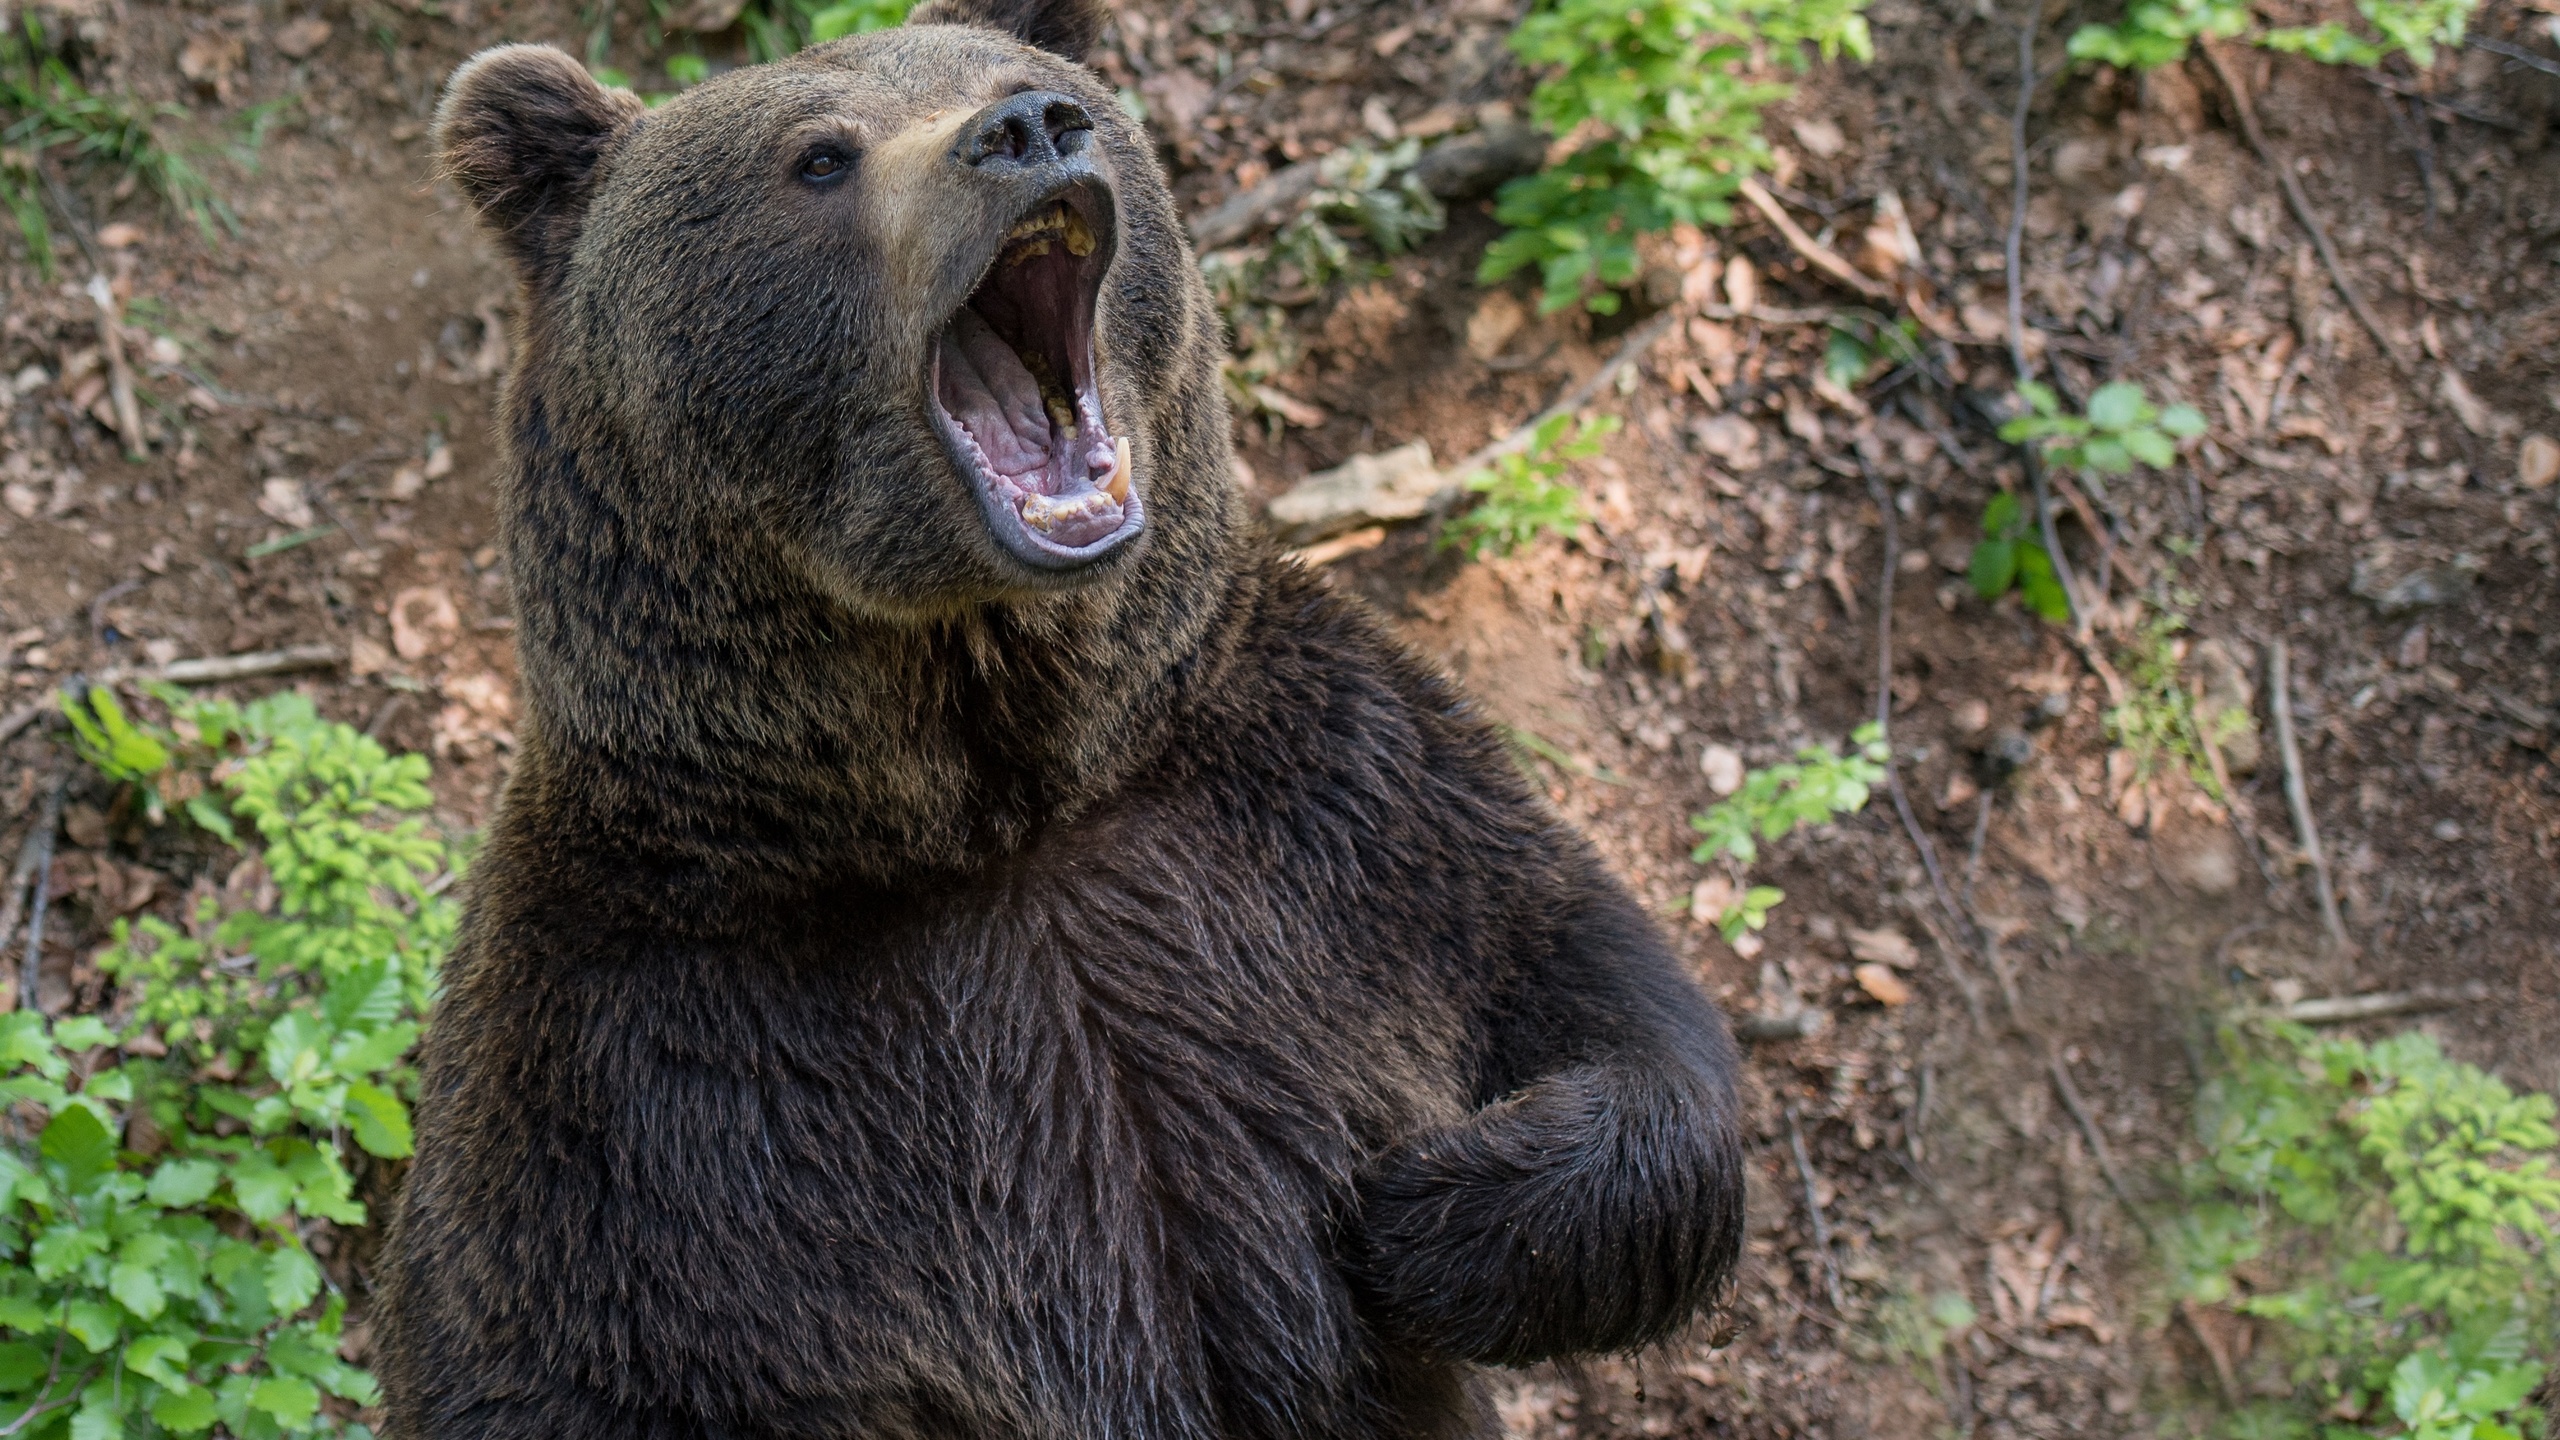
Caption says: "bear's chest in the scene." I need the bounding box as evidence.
[533,876,1460,1436]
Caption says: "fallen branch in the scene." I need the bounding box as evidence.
[2362,72,2524,131]
[151,644,342,686]
[2047,1046,2157,1241]
[2267,640,2350,952]
[1997,9,2088,636]
[86,275,145,460]
[1736,1008,1832,1042]
[0,773,65,1013]
[1864,445,1992,1029]
[2469,33,2560,79]
[13,774,64,1016]
[1734,177,1892,301]
[1783,1103,1847,1313]
[2275,982,2490,1024]
[2200,41,2409,372]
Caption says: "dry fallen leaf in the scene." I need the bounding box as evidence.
[256,478,315,528]
[1846,927,1918,969]
[1853,963,1912,1006]
[2518,432,2559,491]
[389,586,460,661]
[95,223,142,250]
[272,17,333,57]
[1698,742,1744,796]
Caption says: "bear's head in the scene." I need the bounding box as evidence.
[433,3,1251,894]
[435,0,1232,611]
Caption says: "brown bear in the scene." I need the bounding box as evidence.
[378,4,1746,1435]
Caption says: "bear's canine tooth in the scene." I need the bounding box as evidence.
[1105,436,1130,504]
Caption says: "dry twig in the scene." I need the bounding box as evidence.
[1997,9,2088,636]
[10,773,66,1016]
[2275,983,2489,1024]
[2199,41,2409,372]
[2267,641,2349,952]
[0,774,66,1013]
[86,275,146,459]
[2046,1046,2157,1241]
[1734,178,1892,301]
[1784,1104,1847,1312]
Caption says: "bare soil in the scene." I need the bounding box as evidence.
[2,0,2555,1432]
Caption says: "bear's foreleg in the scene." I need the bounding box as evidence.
[1350,879,1745,1366]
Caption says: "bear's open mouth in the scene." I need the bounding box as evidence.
[930,184,1136,568]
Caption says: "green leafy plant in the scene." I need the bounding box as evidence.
[2163,1022,2558,1438]
[1685,724,1886,937]
[2069,0,2474,72]
[1688,723,1888,867]
[1483,0,1872,313]
[1967,491,2072,624]
[1,19,229,279]
[1822,313,1923,392]
[1999,379,2204,479]
[1441,412,1618,559]
[2107,612,2254,800]
[0,688,458,1437]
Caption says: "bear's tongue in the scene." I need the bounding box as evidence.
[935,310,1123,549]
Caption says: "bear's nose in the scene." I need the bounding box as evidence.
[960,91,1093,170]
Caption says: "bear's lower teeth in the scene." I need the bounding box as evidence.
[1019,490,1120,534]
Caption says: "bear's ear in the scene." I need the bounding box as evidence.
[434,45,645,292]
[905,0,1109,62]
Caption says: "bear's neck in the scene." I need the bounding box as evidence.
[490,428,1250,913]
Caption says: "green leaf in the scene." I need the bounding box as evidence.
[1980,491,2021,539]
[266,1245,322,1314]
[249,1374,320,1427]
[2123,427,2177,469]
[51,1017,112,1053]
[33,1084,101,1152]
[2085,381,2146,430]
[2016,543,2071,623]
[2158,402,2206,438]
[125,1334,192,1387]
[185,794,237,843]
[0,1340,50,1389]
[151,1385,221,1434]
[60,1298,121,1352]
[1970,539,2017,601]
[109,1256,167,1319]
[228,1154,294,1224]
[146,1159,222,1209]
[343,1081,414,1159]
[31,1223,109,1280]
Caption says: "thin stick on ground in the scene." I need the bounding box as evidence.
[2199,41,2409,373]
[9,773,66,1014]
[2046,1046,2157,1242]
[1784,1103,1847,1313]
[86,275,146,460]
[2268,640,2349,953]
[1863,451,1990,1028]
[1735,177,1893,302]
[0,774,65,1013]
[1999,6,2087,636]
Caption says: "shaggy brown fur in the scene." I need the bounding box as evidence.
[378,8,1747,1437]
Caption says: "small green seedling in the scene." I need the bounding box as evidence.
[1442,412,1619,559]
[1714,884,1786,943]
[2071,0,2475,70]
[1686,725,1886,938]
[1688,723,1888,866]
[1998,379,2204,478]
[1968,491,2071,624]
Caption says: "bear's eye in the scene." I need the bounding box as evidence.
[800,150,849,184]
